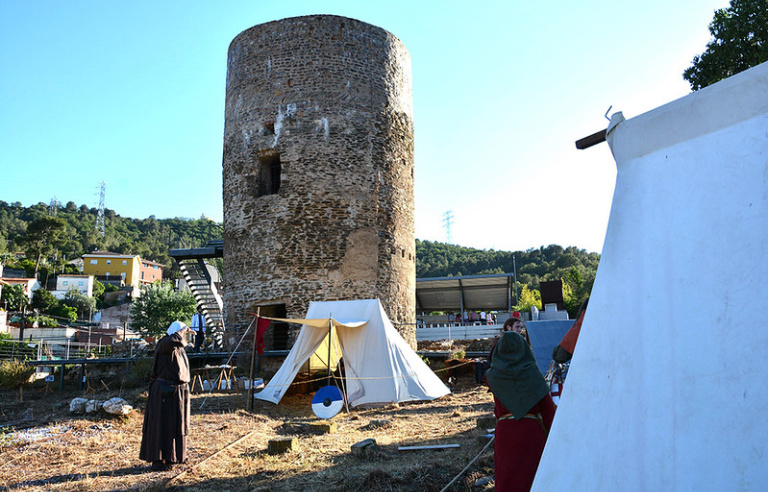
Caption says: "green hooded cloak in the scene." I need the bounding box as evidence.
[485,331,549,420]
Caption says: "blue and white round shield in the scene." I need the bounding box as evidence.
[312,385,343,419]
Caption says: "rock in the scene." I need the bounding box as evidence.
[475,476,494,486]
[309,422,336,434]
[351,438,378,456]
[281,421,337,435]
[268,437,298,454]
[476,416,496,431]
[364,419,391,430]
[70,397,88,414]
[85,399,105,414]
[103,397,133,416]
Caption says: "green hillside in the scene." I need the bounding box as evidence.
[0,201,598,316]
[0,200,221,279]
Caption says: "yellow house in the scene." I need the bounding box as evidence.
[82,252,142,288]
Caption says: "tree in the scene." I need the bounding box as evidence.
[683,0,768,90]
[92,280,106,309]
[61,290,97,320]
[1,284,28,311]
[31,288,59,313]
[18,216,67,277]
[129,281,196,337]
[516,285,542,312]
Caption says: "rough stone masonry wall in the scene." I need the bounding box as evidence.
[222,15,416,347]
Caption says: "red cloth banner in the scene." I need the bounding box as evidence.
[256,317,272,355]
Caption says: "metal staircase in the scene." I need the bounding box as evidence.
[170,240,226,351]
[178,259,223,324]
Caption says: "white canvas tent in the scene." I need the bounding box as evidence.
[533,62,768,490]
[255,299,450,407]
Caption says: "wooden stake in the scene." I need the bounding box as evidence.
[247,307,260,411]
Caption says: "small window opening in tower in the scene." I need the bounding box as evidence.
[257,149,281,197]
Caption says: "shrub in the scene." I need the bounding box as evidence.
[0,334,36,360]
[0,426,18,448]
[0,360,35,401]
[31,315,58,327]
[449,349,466,360]
[31,288,59,313]
[51,304,77,323]
[121,358,153,389]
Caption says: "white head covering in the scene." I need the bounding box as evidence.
[166,321,188,336]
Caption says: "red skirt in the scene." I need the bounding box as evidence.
[494,416,547,492]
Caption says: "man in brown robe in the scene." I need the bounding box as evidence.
[139,321,191,471]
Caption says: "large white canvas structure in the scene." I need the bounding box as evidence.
[255,299,450,407]
[534,62,768,490]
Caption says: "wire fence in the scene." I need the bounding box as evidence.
[0,336,142,362]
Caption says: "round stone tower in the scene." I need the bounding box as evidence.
[221,15,416,347]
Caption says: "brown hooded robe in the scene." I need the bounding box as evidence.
[139,331,191,464]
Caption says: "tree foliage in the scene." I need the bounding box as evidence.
[129,281,196,337]
[517,286,542,312]
[61,290,97,320]
[0,201,222,279]
[18,216,67,276]
[1,284,28,311]
[29,288,79,323]
[683,0,768,90]
[31,288,58,313]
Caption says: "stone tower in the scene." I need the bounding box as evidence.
[221,15,416,348]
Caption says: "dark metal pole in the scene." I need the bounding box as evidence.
[19,304,26,341]
[513,256,518,308]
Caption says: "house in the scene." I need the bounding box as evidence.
[52,274,94,300]
[82,252,139,288]
[139,258,164,285]
[82,252,163,288]
[68,257,84,272]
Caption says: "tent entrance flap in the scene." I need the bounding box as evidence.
[305,330,342,372]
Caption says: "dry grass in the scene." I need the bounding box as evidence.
[0,376,496,491]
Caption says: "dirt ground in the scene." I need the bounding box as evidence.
[0,372,497,491]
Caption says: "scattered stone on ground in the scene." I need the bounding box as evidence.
[70,397,88,414]
[351,438,378,456]
[476,415,496,430]
[102,397,133,416]
[84,399,105,414]
[268,436,298,454]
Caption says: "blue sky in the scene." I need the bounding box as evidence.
[0,0,726,253]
